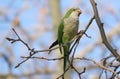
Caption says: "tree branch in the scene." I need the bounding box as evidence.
[90,0,120,61]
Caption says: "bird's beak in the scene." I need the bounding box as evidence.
[77,9,82,16]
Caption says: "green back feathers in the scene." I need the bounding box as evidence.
[63,8,75,18]
[58,8,75,42]
[57,8,76,71]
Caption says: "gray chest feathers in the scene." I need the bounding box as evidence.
[63,17,79,41]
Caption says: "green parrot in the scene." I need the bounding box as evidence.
[49,8,82,71]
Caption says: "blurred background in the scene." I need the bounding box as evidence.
[0,0,120,79]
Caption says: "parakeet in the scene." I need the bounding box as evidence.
[49,8,82,71]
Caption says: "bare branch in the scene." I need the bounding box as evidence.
[75,57,120,79]
[90,0,120,61]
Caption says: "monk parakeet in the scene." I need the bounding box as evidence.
[49,8,82,71]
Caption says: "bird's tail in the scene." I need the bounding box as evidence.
[63,45,70,72]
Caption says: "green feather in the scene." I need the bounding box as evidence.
[49,8,74,52]
[57,8,75,71]
[58,8,75,53]
[49,8,79,72]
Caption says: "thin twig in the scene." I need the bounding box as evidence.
[75,57,120,79]
[21,56,64,61]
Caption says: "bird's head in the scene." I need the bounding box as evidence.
[73,8,82,16]
[70,8,82,19]
[64,8,82,19]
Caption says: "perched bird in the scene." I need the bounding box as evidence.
[49,8,82,71]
